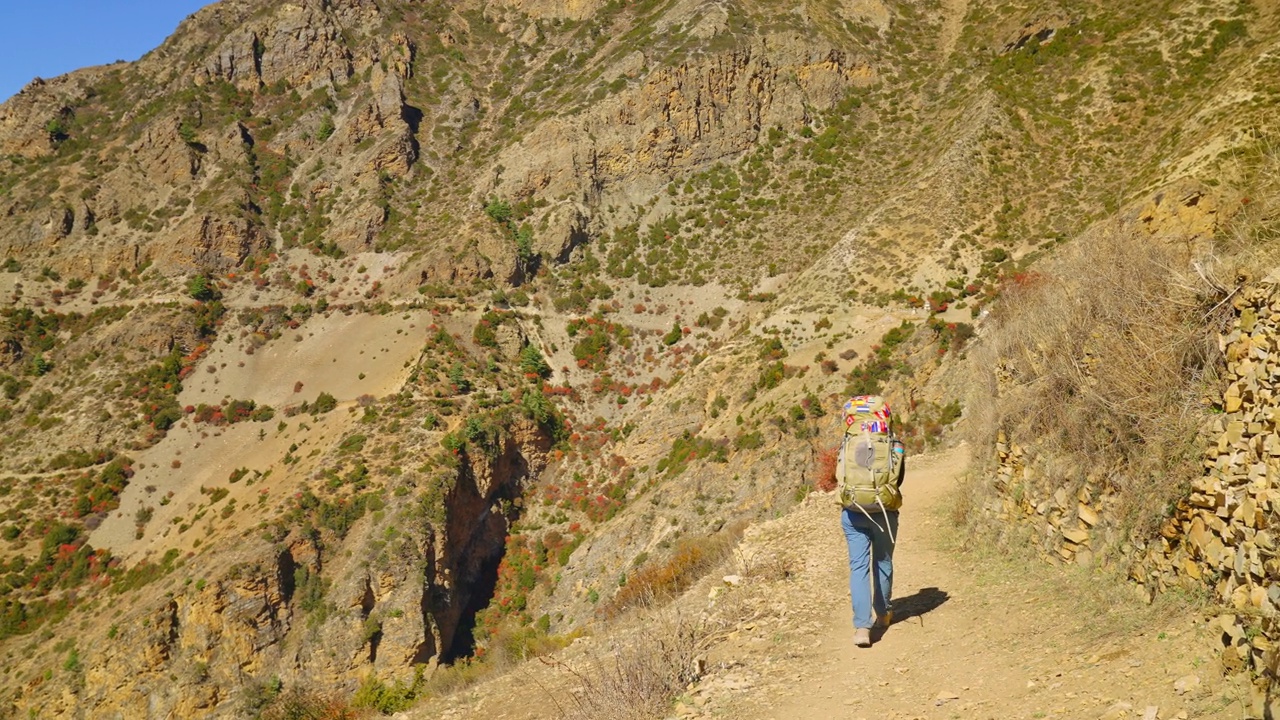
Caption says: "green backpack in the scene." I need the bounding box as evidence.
[837,395,905,513]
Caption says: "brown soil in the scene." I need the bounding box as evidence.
[89,308,429,562]
[182,308,428,408]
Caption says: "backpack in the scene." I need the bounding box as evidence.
[836,395,905,512]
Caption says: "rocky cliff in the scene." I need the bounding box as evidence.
[8,414,552,719]
[0,0,887,286]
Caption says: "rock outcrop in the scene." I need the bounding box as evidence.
[0,0,420,275]
[4,412,553,719]
[488,44,876,209]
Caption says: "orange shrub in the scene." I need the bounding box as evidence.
[813,445,839,492]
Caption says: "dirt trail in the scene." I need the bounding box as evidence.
[695,444,1245,720]
[938,0,970,60]
[416,445,1249,720]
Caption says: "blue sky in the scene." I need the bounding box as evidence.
[0,1,211,103]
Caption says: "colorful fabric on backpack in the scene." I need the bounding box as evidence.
[836,395,904,512]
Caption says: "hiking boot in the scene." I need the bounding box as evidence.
[875,610,894,629]
[853,628,872,648]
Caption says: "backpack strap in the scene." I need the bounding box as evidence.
[850,500,887,534]
[875,496,896,545]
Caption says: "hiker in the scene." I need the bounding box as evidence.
[832,395,905,648]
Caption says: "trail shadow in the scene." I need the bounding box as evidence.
[891,586,950,625]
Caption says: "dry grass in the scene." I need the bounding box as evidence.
[602,522,746,618]
[939,480,1211,640]
[554,610,723,720]
[733,543,797,583]
[258,688,365,720]
[406,625,581,704]
[961,224,1232,540]
[1222,133,1280,266]
[414,657,506,700]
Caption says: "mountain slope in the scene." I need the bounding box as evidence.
[0,0,1278,717]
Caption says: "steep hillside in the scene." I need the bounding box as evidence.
[0,0,1278,717]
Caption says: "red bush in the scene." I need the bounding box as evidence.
[814,446,839,492]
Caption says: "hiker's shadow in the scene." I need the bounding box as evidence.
[890,586,949,625]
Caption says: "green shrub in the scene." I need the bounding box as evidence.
[758,337,786,360]
[757,361,785,389]
[662,322,683,346]
[29,354,52,376]
[655,431,727,477]
[733,430,764,451]
[843,322,916,396]
[338,434,367,453]
[473,319,498,348]
[186,274,218,302]
[445,362,471,393]
[317,114,335,141]
[62,647,80,673]
[352,669,425,714]
[311,392,338,414]
[519,344,551,378]
[483,199,512,224]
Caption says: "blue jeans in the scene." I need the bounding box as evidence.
[841,507,898,629]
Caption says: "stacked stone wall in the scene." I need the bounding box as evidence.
[989,433,1123,567]
[986,276,1280,712]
